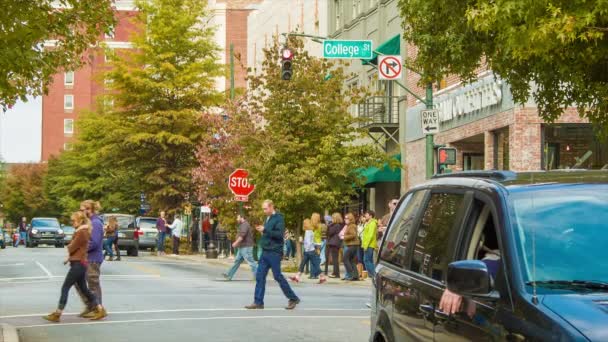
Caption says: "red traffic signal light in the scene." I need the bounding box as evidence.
[281,48,293,80]
[438,147,457,165]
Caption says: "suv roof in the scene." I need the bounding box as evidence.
[429,170,608,193]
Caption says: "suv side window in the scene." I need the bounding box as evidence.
[411,192,466,281]
[380,190,426,268]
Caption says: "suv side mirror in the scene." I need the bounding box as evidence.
[447,260,497,299]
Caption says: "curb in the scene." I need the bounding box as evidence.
[1,323,19,342]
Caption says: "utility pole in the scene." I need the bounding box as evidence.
[230,43,235,100]
[425,83,434,179]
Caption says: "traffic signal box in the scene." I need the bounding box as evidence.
[281,48,293,80]
[438,147,457,165]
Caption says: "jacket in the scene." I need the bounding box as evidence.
[327,223,343,247]
[68,226,91,262]
[87,214,104,263]
[361,218,378,249]
[343,223,360,246]
[260,212,285,254]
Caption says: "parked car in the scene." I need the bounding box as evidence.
[27,218,65,248]
[99,213,139,256]
[0,227,6,249]
[371,170,608,342]
[135,216,159,251]
[61,225,75,243]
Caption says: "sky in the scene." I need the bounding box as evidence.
[0,96,42,163]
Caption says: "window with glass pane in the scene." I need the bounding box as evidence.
[64,95,74,109]
[411,193,466,281]
[64,119,74,134]
[64,71,74,86]
[380,191,426,268]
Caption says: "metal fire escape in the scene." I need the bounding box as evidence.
[358,96,400,151]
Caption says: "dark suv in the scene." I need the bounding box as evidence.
[27,217,65,248]
[371,170,608,342]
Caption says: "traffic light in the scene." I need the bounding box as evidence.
[281,48,293,80]
[438,147,457,165]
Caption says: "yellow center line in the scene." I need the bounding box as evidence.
[128,263,161,276]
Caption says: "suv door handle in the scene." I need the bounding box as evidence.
[418,304,450,322]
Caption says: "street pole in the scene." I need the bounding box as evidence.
[230,43,235,100]
[425,83,434,179]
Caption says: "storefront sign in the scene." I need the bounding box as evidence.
[437,80,503,123]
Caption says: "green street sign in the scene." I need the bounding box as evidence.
[323,40,373,59]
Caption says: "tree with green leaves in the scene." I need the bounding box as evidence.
[241,38,385,229]
[1,0,115,110]
[0,164,53,223]
[398,0,608,133]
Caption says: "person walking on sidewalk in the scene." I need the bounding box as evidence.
[43,211,107,322]
[75,200,107,320]
[168,213,183,255]
[362,210,378,278]
[223,214,257,281]
[325,212,343,278]
[103,216,118,261]
[156,211,167,255]
[14,217,27,247]
[343,213,361,281]
[245,200,300,310]
[290,219,326,284]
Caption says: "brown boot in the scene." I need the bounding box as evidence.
[89,307,108,320]
[244,303,264,309]
[43,312,61,322]
[79,308,94,318]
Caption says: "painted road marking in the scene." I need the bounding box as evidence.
[0,263,25,267]
[35,261,53,278]
[0,307,369,319]
[128,263,161,276]
[17,315,369,329]
[0,274,161,282]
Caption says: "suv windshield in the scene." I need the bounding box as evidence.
[102,215,133,229]
[31,219,60,228]
[511,184,608,285]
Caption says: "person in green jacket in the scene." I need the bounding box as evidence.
[361,210,378,278]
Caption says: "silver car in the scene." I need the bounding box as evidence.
[136,217,159,251]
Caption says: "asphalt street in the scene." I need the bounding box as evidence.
[0,246,371,342]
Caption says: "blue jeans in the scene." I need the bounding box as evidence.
[343,246,351,279]
[364,247,376,278]
[157,231,166,252]
[226,246,257,280]
[299,250,322,277]
[283,240,293,258]
[254,251,299,305]
[15,232,26,247]
[104,236,116,258]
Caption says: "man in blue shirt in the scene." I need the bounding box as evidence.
[246,200,300,310]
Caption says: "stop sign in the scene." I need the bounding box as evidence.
[228,169,255,199]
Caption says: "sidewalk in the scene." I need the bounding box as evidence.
[0,323,19,342]
[149,253,372,288]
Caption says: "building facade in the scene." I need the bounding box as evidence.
[328,0,608,217]
[247,0,328,73]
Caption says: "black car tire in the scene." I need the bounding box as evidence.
[55,243,64,248]
[127,247,139,257]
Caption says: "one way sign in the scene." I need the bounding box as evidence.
[420,109,440,135]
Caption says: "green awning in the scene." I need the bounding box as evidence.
[358,154,401,186]
[362,34,401,66]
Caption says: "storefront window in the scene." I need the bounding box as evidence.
[543,124,608,170]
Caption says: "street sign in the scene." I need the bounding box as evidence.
[421,109,440,135]
[378,55,402,80]
[228,168,255,201]
[323,40,373,59]
[438,147,457,165]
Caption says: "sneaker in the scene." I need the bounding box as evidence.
[288,276,299,283]
[222,273,231,281]
[89,307,108,321]
[82,310,97,318]
[285,299,300,310]
[318,277,327,284]
[43,312,61,322]
[78,308,94,318]
[245,303,264,309]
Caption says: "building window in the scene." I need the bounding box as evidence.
[63,142,73,151]
[64,71,74,86]
[104,98,114,109]
[543,124,608,170]
[64,119,74,134]
[352,0,361,17]
[104,77,113,85]
[334,0,342,30]
[104,53,111,63]
[347,80,360,117]
[64,95,74,110]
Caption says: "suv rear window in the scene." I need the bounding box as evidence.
[380,191,426,268]
[139,219,157,229]
[31,219,60,228]
[410,193,466,281]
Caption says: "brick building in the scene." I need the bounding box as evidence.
[40,1,138,161]
[327,0,608,215]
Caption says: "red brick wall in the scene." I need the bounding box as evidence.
[225,9,252,92]
[41,11,138,161]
